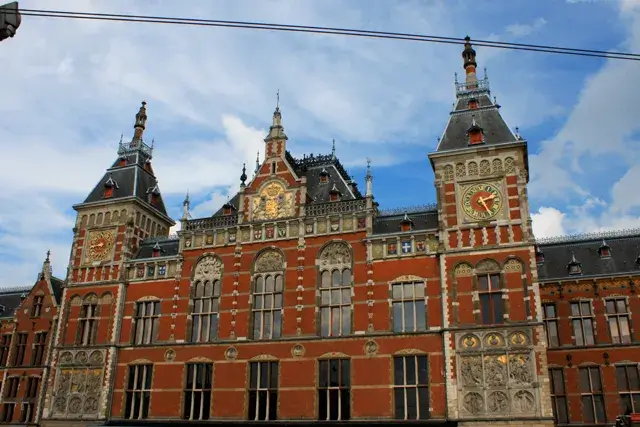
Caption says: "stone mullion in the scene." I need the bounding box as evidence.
[296,238,305,336]
[472,275,481,324]
[230,244,242,339]
[366,239,374,332]
[500,272,510,322]
[169,258,182,342]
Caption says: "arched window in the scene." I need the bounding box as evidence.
[77,294,99,345]
[317,242,353,337]
[252,250,284,339]
[475,259,503,325]
[189,256,223,343]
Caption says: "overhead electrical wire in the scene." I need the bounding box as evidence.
[15,8,640,62]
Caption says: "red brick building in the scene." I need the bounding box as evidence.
[1,37,638,427]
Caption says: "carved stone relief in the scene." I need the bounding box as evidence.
[318,242,352,267]
[476,259,500,273]
[193,256,223,281]
[456,329,538,418]
[504,259,523,273]
[454,263,473,277]
[53,349,106,418]
[254,250,284,273]
[443,165,454,182]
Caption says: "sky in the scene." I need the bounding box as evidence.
[1,0,640,286]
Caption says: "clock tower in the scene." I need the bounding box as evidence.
[67,102,175,285]
[428,38,552,427]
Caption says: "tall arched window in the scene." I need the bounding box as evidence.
[189,256,223,343]
[317,242,353,337]
[252,250,284,339]
[77,294,99,345]
[474,259,504,325]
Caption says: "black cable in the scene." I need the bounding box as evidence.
[15,8,640,62]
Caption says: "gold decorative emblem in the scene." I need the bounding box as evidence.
[509,331,528,346]
[461,182,503,221]
[252,181,294,221]
[462,334,479,348]
[85,230,116,262]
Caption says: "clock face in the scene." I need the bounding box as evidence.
[85,230,116,262]
[461,182,503,221]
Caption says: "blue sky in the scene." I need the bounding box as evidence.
[1,0,640,286]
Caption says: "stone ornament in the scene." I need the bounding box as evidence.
[224,346,238,361]
[485,333,504,347]
[318,242,352,267]
[484,355,507,387]
[487,391,509,412]
[463,392,484,414]
[252,181,294,221]
[364,340,379,356]
[476,259,500,273]
[460,355,482,387]
[254,250,284,273]
[513,390,536,412]
[504,157,516,173]
[504,259,523,272]
[53,356,104,417]
[509,354,533,385]
[509,331,528,346]
[460,334,480,349]
[443,165,454,181]
[454,263,473,277]
[193,256,223,281]
[291,344,305,358]
[164,348,176,362]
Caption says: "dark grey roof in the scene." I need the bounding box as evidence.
[372,210,439,235]
[0,287,31,319]
[437,93,517,152]
[536,232,640,281]
[211,151,362,218]
[50,277,64,305]
[134,238,180,259]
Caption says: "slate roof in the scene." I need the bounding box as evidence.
[436,93,517,152]
[372,209,439,235]
[50,277,64,305]
[536,232,640,281]
[0,287,31,319]
[134,238,180,260]
[212,151,362,217]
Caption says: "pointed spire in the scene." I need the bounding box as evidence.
[181,191,191,221]
[264,94,288,157]
[365,157,373,197]
[331,139,336,160]
[41,250,52,280]
[255,151,260,175]
[515,126,521,139]
[462,36,478,86]
[240,163,247,186]
[132,101,147,144]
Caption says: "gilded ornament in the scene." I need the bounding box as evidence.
[485,333,504,346]
[252,181,294,220]
[461,334,479,348]
[291,344,305,358]
[85,229,116,262]
[509,331,528,346]
[461,182,503,221]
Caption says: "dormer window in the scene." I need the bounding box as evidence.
[467,116,484,145]
[329,184,342,202]
[535,247,545,264]
[598,240,611,258]
[222,202,234,216]
[144,159,153,173]
[147,183,160,206]
[468,98,479,109]
[152,242,162,258]
[400,213,413,232]
[567,254,582,275]
[319,167,329,184]
[104,174,119,199]
[118,156,127,167]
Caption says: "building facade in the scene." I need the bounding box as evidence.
[0,37,638,427]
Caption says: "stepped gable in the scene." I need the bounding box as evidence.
[536,230,640,281]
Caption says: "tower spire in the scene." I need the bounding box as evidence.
[331,139,336,160]
[255,151,260,175]
[132,101,147,145]
[462,36,478,87]
[181,191,191,221]
[264,93,288,159]
[365,157,373,197]
[41,250,52,280]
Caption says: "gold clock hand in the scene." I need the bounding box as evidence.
[478,196,491,213]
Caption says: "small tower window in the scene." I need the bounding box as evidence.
[535,246,545,264]
[118,156,127,167]
[319,167,329,184]
[400,213,413,232]
[567,254,582,275]
[467,116,484,145]
[271,161,277,175]
[468,98,478,109]
[329,184,342,202]
[144,159,153,173]
[147,182,160,206]
[598,240,611,258]
[152,242,162,258]
[222,202,234,216]
[104,175,118,199]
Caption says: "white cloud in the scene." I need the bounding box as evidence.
[505,18,548,37]
[532,207,567,238]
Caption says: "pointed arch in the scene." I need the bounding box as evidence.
[188,253,223,344]
[475,259,500,273]
[252,247,285,274]
[316,240,353,338]
[251,247,285,340]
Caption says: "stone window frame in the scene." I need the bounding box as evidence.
[4,375,19,399]
[569,299,596,346]
[604,297,632,344]
[131,298,161,345]
[1,402,15,423]
[249,248,285,340]
[578,365,606,424]
[31,295,44,318]
[388,276,427,333]
[76,293,100,346]
[317,357,351,421]
[315,241,354,338]
[186,254,224,344]
[615,363,640,414]
[12,332,28,366]
[31,331,48,365]
[19,400,35,423]
[0,334,11,366]
[549,367,569,424]
[392,352,430,420]
[247,360,279,421]
[123,363,154,420]
[182,362,213,421]
[472,259,507,326]
[542,302,560,348]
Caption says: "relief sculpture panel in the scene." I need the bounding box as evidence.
[455,329,538,419]
[52,349,106,418]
